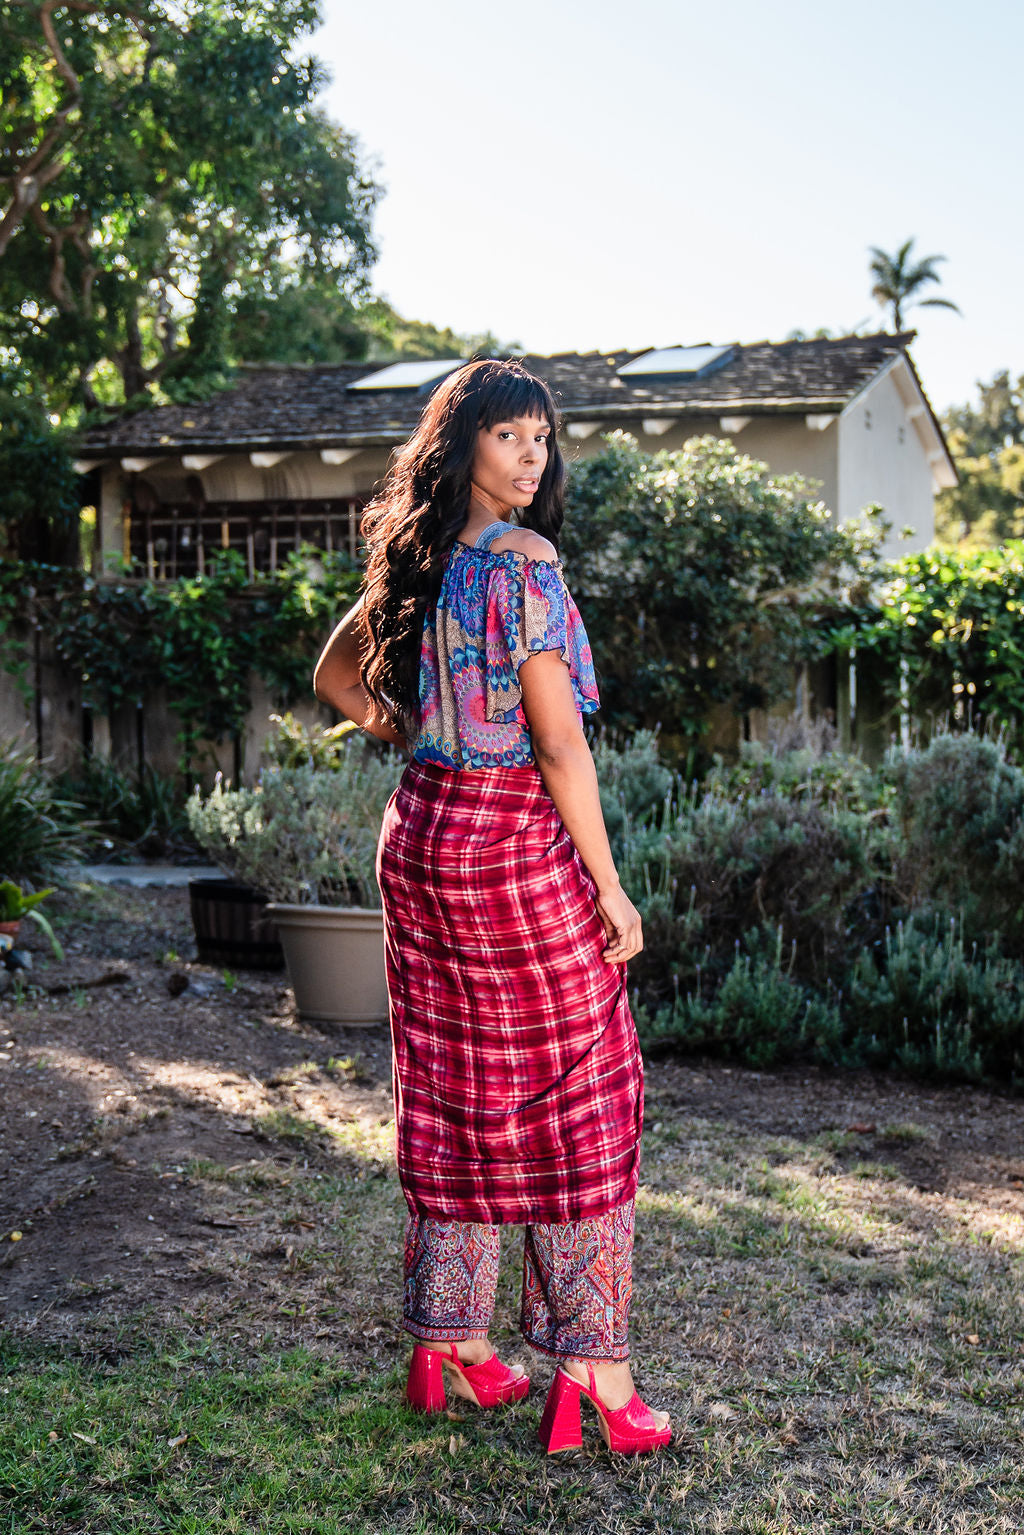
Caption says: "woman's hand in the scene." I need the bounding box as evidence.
[595,883,643,965]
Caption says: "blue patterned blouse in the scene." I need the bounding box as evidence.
[412,521,600,771]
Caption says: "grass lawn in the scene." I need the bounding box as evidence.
[4,1112,1024,1533]
[2,886,1023,1532]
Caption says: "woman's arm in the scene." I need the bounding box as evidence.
[518,651,642,964]
[313,596,407,748]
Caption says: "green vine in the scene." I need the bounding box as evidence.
[827,541,1024,738]
[0,549,362,772]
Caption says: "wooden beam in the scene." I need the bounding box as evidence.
[642,418,677,436]
[320,448,360,466]
[719,416,751,434]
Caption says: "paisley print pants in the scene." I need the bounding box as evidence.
[403,1198,634,1360]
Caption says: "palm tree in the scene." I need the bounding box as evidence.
[868,239,962,331]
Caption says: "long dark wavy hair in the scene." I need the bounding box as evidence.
[360,358,566,732]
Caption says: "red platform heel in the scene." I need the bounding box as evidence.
[537,1363,672,1455]
[405,1341,530,1412]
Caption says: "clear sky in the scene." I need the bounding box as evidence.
[313,0,1021,415]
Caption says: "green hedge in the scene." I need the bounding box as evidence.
[601,729,1024,1086]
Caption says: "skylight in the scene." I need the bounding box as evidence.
[347,358,466,391]
[617,345,735,379]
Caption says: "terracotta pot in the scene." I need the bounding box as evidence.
[266,904,388,1027]
[0,919,21,944]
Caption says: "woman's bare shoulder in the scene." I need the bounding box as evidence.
[490,527,559,563]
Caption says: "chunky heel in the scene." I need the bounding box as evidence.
[538,1368,584,1453]
[540,1362,672,1455]
[405,1344,447,1413]
[405,1341,529,1412]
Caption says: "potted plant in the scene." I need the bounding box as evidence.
[186,875,285,971]
[186,733,403,1026]
[0,880,64,963]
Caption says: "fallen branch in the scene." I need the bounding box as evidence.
[43,970,129,995]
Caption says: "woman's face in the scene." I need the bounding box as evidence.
[472,414,551,510]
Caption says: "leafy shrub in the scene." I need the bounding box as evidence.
[562,431,882,744]
[0,741,84,882]
[621,786,875,1006]
[186,743,404,907]
[637,936,843,1068]
[889,732,1024,954]
[845,916,1024,1082]
[597,728,1024,1085]
[706,735,892,820]
[54,754,195,862]
[593,728,676,862]
[831,542,1024,739]
[264,712,362,771]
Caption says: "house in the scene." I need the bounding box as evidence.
[75,332,955,577]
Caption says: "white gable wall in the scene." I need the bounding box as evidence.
[838,365,936,556]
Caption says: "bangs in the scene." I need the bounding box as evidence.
[472,364,559,431]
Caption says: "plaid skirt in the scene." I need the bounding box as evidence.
[376,759,643,1225]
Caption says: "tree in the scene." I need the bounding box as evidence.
[0,364,81,563]
[561,432,882,747]
[0,0,379,411]
[944,370,1024,459]
[936,371,1024,548]
[868,238,961,332]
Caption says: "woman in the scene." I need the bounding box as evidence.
[313,358,670,1455]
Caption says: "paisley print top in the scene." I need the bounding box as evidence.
[411,523,600,771]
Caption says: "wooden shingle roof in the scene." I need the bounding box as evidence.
[77,331,926,458]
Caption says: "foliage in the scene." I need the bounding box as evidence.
[944,369,1024,460]
[0,0,379,411]
[827,542,1024,739]
[620,778,878,1007]
[637,933,843,1069]
[0,877,54,921]
[0,740,84,883]
[937,371,1024,550]
[0,877,63,959]
[845,917,1024,1082]
[592,729,676,863]
[0,548,363,772]
[867,238,960,332]
[186,746,403,908]
[888,733,1024,956]
[52,754,195,862]
[264,713,361,771]
[597,728,1024,1085]
[562,432,883,747]
[706,722,892,819]
[325,297,521,365]
[0,371,81,562]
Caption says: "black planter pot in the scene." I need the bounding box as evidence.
[188,878,285,970]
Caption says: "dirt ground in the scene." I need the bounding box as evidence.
[2,882,1023,1344]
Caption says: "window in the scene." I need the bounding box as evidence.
[127,495,365,579]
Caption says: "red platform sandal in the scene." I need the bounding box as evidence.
[537,1363,671,1455]
[405,1341,530,1413]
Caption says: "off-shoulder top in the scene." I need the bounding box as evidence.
[412,520,600,771]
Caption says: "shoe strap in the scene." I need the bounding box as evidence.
[560,1361,598,1396]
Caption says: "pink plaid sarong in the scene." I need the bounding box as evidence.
[377,759,643,1225]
